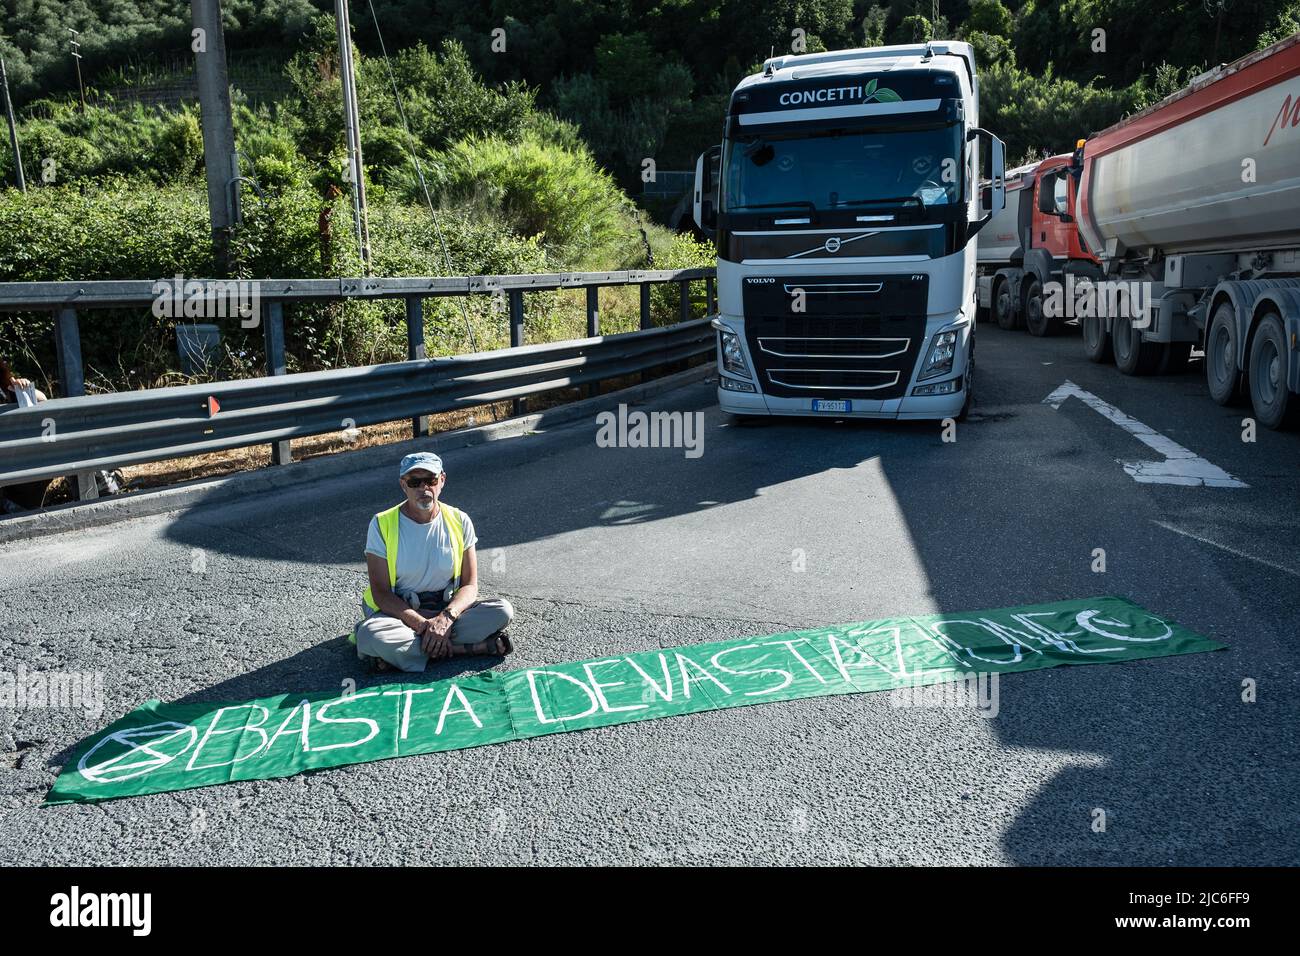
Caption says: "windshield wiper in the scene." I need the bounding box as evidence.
[831,196,925,209]
[727,200,817,213]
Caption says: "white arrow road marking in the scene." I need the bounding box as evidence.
[1043,380,1247,488]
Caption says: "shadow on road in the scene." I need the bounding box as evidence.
[138,330,1298,864]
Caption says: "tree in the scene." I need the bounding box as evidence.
[861,5,891,46]
[893,15,933,43]
[966,0,1014,36]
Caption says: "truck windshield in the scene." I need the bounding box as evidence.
[723,123,963,213]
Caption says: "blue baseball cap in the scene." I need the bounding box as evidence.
[399,452,443,478]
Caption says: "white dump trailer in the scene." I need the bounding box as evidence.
[1075,31,1300,428]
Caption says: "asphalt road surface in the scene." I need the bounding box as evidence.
[2,320,1297,865]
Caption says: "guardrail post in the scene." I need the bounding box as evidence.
[639,282,653,383]
[509,290,525,416]
[639,282,655,383]
[705,274,715,314]
[586,286,600,398]
[263,301,292,465]
[54,307,98,501]
[406,295,429,438]
[679,280,691,324]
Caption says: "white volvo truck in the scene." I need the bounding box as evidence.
[1075,32,1300,429]
[693,41,1005,420]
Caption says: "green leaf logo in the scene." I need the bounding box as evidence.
[865,79,878,96]
[870,87,902,103]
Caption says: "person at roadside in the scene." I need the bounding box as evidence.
[0,357,52,512]
[0,358,48,406]
[353,451,514,672]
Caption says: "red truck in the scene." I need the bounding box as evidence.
[976,151,1100,335]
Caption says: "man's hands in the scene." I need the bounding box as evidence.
[418,609,455,659]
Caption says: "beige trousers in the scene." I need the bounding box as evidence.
[354,598,514,673]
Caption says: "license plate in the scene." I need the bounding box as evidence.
[812,399,851,413]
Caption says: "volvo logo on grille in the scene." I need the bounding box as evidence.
[824,237,842,253]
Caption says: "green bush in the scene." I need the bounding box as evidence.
[966,0,1014,38]
[0,100,209,186]
[0,10,719,396]
[430,133,639,269]
[980,60,1141,160]
[1260,2,1300,47]
[967,31,1016,68]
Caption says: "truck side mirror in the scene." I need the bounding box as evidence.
[694,145,721,237]
[1038,173,1057,214]
[967,128,1005,237]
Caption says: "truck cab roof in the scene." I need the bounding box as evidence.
[1004,153,1074,191]
[741,41,975,93]
[728,42,977,130]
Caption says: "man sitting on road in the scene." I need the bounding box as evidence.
[354,452,514,672]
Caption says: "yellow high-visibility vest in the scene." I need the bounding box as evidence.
[360,501,466,613]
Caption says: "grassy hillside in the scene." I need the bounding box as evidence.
[0,2,1295,393]
[5,1,1299,167]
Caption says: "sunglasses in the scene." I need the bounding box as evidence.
[403,474,442,489]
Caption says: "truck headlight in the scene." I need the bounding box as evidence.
[912,378,961,396]
[918,329,958,381]
[719,328,751,379]
[719,375,757,393]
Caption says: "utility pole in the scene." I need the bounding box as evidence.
[334,0,371,273]
[67,29,86,112]
[0,47,26,192]
[190,0,240,275]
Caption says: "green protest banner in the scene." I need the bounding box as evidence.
[45,595,1225,805]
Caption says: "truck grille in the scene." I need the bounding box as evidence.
[740,274,928,400]
[766,368,901,391]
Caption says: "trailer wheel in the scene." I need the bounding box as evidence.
[1113,315,1162,375]
[1247,311,1298,430]
[1023,279,1059,336]
[1205,303,1241,405]
[994,278,1018,330]
[1081,314,1113,363]
[1159,341,1193,375]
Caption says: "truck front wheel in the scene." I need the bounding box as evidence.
[1247,312,1298,430]
[1205,303,1241,405]
[1081,314,1112,363]
[1113,315,1162,375]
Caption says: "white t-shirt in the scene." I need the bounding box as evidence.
[365,505,478,600]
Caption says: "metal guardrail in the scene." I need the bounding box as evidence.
[0,270,715,309]
[0,268,717,500]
